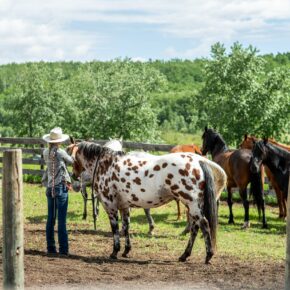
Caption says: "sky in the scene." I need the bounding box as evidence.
[0,0,290,64]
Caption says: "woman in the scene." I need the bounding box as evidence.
[42,127,74,256]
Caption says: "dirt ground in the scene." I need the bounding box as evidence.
[0,223,285,290]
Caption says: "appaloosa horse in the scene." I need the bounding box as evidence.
[240,134,290,218]
[73,140,155,235]
[202,127,267,229]
[69,141,226,263]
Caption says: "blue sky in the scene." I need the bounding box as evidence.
[0,0,290,64]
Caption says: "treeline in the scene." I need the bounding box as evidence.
[0,43,289,145]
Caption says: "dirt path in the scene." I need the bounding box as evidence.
[0,223,285,290]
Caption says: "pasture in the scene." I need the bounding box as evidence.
[0,183,285,289]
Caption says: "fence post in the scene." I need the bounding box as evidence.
[2,149,24,290]
[285,171,290,289]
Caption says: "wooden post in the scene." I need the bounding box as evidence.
[2,149,24,290]
[40,143,44,171]
[285,171,290,290]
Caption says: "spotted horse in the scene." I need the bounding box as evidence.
[69,141,226,263]
[72,140,155,235]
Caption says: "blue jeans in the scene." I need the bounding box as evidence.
[46,183,69,254]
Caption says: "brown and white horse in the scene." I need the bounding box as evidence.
[69,141,226,263]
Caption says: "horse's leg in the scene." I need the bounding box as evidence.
[199,217,214,264]
[240,188,250,229]
[108,209,120,259]
[95,196,100,221]
[227,187,234,224]
[179,215,199,262]
[82,185,87,220]
[144,209,155,236]
[121,208,131,258]
[176,199,182,221]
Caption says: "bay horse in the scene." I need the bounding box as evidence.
[240,135,290,218]
[250,139,290,203]
[170,144,203,232]
[202,127,267,228]
[69,141,226,263]
[72,140,155,235]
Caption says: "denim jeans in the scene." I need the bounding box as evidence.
[46,183,69,254]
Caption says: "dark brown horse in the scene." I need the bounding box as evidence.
[170,144,202,222]
[202,127,267,228]
[240,134,290,218]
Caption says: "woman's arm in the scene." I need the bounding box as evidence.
[58,148,74,164]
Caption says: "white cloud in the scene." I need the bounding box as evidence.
[0,0,290,63]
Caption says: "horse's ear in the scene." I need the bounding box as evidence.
[109,137,112,141]
[244,134,248,140]
[204,126,208,132]
[69,136,75,144]
[263,137,268,144]
[119,136,123,144]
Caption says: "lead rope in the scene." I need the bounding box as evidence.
[91,149,103,231]
[51,147,57,225]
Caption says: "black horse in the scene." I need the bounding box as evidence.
[251,139,290,200]
[202,127,267,228]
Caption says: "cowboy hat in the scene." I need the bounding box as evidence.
[42,127,69,143]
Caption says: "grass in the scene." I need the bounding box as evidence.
[0,183,286,262]
[161,130,202,146]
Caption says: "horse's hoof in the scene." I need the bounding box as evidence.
[241,221,250,229]
[205,252,214,264]
[228,219,235,225]
[178,255,187,262]
[262,224,268,229]
[148,231,154,237]
[122,252,130,258]
[110,254,118,260]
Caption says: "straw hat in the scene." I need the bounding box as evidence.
[42,127,69,143]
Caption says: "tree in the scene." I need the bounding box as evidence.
[1,63,66,137]
[199,42,290,145]
[64,60,167,141]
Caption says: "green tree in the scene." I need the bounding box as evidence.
[1,63,66,137]
[199,42,290,145]
[65,60,166,141]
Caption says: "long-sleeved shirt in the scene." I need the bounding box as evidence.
[42,147,74,188]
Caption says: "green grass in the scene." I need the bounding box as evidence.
[161,130,202,146]
[0,183,286,262]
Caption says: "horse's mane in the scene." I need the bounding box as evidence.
[78,142,103,160]
[267,138,290,151]
[256,141,290,162]
[78,141,125,160]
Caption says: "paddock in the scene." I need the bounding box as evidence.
[0,138,287,289]
[0,182,285,290]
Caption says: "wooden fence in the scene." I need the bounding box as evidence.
[0,137,175,177]
[0,136,274,195]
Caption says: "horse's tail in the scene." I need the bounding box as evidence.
[199,160,218,252]
[249,169,264,218]
[201,158,227,200]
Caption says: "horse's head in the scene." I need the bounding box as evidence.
[67,143,85,180]
[250,139,268,173]
[239,134,257,150]
[104,138,123,152]
[201,127,219,155]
